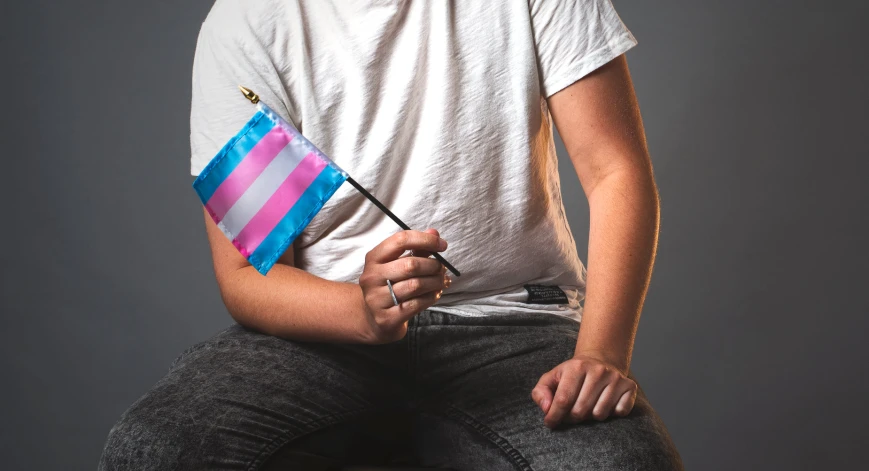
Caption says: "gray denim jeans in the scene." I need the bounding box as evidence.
[99,311,683,470]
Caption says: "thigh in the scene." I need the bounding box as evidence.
[100,324,408,471]
[413,312,683,471]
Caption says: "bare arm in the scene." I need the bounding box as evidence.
[531,55,659,426]
[203,208,369,342]
[549,54,659,371]
[202,208,449,344]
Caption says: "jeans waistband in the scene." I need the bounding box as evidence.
[409,309,580,329]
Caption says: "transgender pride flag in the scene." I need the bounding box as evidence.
[193,102,347,275]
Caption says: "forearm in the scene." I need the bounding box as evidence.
[576,165,660,371]
[217,264,373,344]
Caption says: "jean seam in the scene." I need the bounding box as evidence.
[244,406,374,471]
[412,320,420,382]
[408,312,422,382]
[436,404,534,471]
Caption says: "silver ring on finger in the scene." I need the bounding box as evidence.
[386,279,400,307]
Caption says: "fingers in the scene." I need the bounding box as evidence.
[371,271,446,311]
[395,288,442,314]
[590,383,619,421]
[614,385,637,417]
[532,358,639,428]
[358,257,443,299]
[360,229,450,344]
[569,365,612,422]
[367,230,447,264]
[531,370,558,414]
[569,370,637,423]
[386,272,447,306]
[591,378,637,420]
[544,368,584,428]
[380,256,445,283]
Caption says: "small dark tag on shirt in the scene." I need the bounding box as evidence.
[523,284,569,305]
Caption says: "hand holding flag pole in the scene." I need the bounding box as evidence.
[341,177,461,277]
[193,85,459,277]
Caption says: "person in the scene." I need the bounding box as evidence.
[100,0,684,469]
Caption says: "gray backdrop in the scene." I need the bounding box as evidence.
[2,1,867,469]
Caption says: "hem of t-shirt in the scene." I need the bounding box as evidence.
[541,32,638,99]
[428,304,582,323]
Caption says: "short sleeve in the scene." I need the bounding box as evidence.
[189,9,294,176]
[529,0,637,98]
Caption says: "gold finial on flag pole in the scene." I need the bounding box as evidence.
[238,85,260,104]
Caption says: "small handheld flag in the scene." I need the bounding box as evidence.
[193,90,348,274]
[193,86,461,277]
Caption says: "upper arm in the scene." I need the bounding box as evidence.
[527,0,647,195]
[546,55,652,197]
[192,5,297,281]
[189,11,296,177]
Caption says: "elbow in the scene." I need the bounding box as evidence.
[587,162,659,203]
[214,267,254,327]
[214,267,287,337]
[217,281,246,325]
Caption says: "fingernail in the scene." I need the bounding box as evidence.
[541,399,550,411]
[438,238,448,251]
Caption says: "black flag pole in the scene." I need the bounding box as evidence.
[346,177,461,277]
[237,86,460,277]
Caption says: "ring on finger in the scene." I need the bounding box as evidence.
[386,279,400,307]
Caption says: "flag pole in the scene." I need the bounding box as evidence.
[344,176,460,277]
[238,86,461,277]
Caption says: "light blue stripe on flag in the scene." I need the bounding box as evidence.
[194,111,275,203]
[248,164,348,274]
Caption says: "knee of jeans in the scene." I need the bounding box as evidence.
[605,417,684,471]
[98,404,190,471]
[611,442,684,471]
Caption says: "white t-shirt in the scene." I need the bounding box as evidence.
[190,0,636,320]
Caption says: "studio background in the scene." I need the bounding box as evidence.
[2,1,866,469]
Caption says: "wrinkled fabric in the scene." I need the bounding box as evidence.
[100,312,683,470]
[189,0,637,319]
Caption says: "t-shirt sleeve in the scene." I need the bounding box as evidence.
[189,14,293,176]
[529,0,637,98]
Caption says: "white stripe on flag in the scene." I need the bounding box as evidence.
[220,137,311,238]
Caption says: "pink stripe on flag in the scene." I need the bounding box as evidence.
[231,153,327,254]
[205,125,294,222]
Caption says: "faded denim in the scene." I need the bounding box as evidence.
[99,311,683,470]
